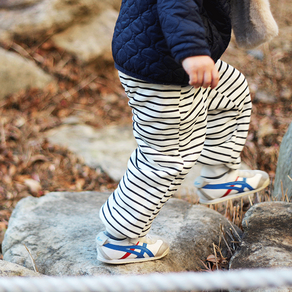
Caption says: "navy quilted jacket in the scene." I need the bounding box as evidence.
[112,0,232,85]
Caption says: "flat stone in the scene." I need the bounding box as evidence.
[45,122,202,199]
[3,192,241,276]
[45,124,137,182]
[230,202,292,270]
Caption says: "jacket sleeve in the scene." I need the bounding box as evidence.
[157,0,211,63]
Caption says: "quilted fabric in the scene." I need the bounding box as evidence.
[112,0,232,85]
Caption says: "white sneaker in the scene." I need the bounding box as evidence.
[96,231,169,264]
[194,169,270,204]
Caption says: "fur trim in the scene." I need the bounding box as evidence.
[230,0,279,49]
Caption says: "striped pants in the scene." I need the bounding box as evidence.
[100,60,252,238]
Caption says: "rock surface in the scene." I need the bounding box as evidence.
[3,192,241,276]
[52,9,118,62]
[273,122,292,200]
[45,122,202,198]
[0,260,42,277]
[230,201,292,269]
[45,124,137,182]
[0,0,119,99]
[0,0,103,41]
[0,47,55,100]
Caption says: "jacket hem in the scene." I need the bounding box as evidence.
[114,64,190,86]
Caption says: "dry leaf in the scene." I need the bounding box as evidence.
[206,254,217,263]
[0,222,7,229]
[24,179,42,194]
[28,155,49,166]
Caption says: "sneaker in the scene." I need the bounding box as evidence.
[194,169,270,205]
[96,231,169,264]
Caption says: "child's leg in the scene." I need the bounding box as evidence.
[197,59,251,170]
[99,73,208,240]
[96,73,211,263]
[195,60,269,204]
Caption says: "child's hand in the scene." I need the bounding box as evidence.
[182,56,219,89]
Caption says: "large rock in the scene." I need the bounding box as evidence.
[0,0,121,98]
[0,260,42,277]
[0,0,105,41]
[2,192,241,276]
[45,124,137,182]
[0,47,55,100]
[273,123,292,200]
[44,122,202,199]
[0,0,41,8]
[230,201,292,269]
[52,9,118,62]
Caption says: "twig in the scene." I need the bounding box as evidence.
[0,101,7,108]
[240,198,243,223]
[281,180,285,201]
[213,243,219,270]
[199,259,212,271]
[232,206,236,224]
[11,42,44,63]
[220,225,233,255]
[1,119,6,147]
[23,244,39,273]
[227,220,242,243]
[62,74,97,99]
[215,242,225,260]
[224,200,229,218]
[31,34,55,54]
[285,189,289,202]
[248,195,253,206]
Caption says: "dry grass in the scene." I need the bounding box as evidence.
[196,182,291,271]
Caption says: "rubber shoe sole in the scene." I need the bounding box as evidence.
[96,231,169,264]
[97,247,169,264]
[198,177,270,204]
[196,170,270,205]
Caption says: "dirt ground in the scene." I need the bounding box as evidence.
[0,0,291,259]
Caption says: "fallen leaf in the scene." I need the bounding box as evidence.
[206,254,217,263]
[28,155,49,166]
[24,179,42,194]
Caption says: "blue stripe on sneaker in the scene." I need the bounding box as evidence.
[104,243,155,258]
[202,178,254,193]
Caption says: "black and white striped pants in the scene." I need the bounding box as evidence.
[100,60,252,238]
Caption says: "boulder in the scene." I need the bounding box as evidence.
[45,124,137,182]
[3,192,241,276]
[230,201,292,270]
[44,122,202,199]
[52,9,118,62]
[0,260,43,277]
[0,47,55,100]
[0,0,105,41]
[273,123,292,200]
[0,0,41,8]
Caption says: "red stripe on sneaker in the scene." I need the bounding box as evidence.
[222,176,239,197]
[120,242,140,260]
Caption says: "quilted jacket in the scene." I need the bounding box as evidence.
[112,0,232,85]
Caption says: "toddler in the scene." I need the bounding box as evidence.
[96,0,278,264]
